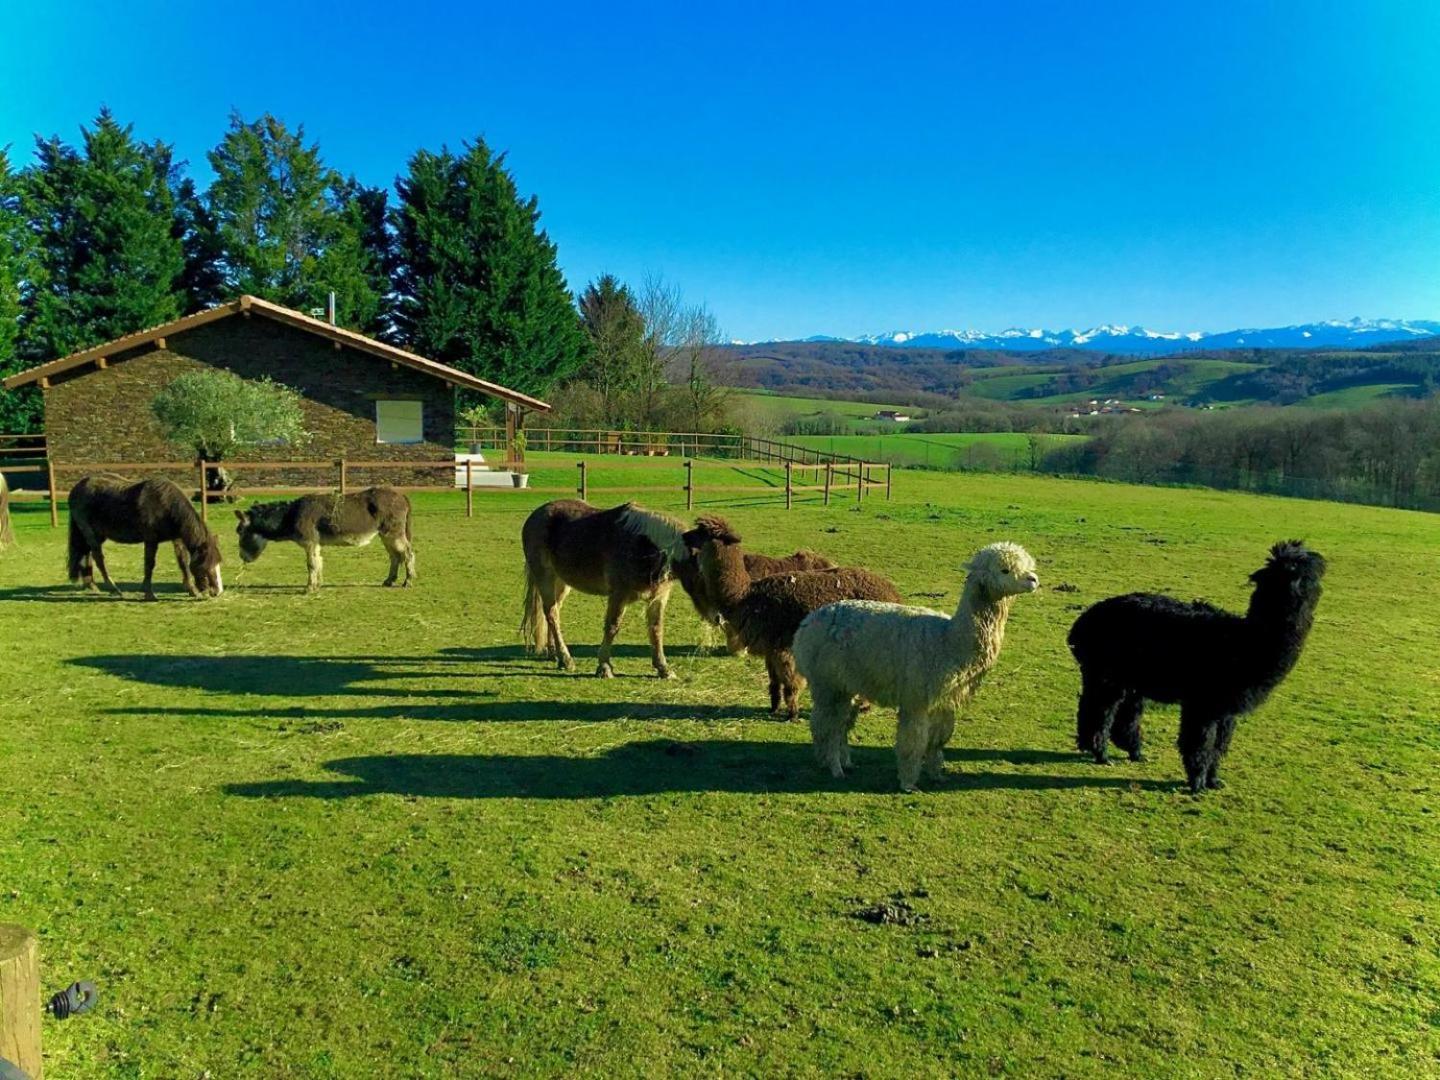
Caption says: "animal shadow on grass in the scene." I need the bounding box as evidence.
[106,698,767,724]
[0,583,199,604]
[71,654,477,699]
[226,740,1171,800]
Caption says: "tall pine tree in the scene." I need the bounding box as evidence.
[20,109,187,360]
[391,139,584,400]
[577,274,645,426]
[0,148,40,432]
[205,113,382,328]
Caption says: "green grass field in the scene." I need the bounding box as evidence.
[732,390,925,431]
[787,432,1087,469]
[965,359,1264,408]
[1,471,1437,1077]
[1292,383,1420,409]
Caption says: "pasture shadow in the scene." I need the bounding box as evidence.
[225,740,1176,800]
[105,699,771,725]
[0,584,202,604]
[71,653,476,699]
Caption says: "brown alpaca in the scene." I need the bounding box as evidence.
[676,514,836,652]
[67,474,224,600]
[679,517,902,718]
[521,499,689,678]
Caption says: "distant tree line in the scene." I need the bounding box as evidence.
[1040,399,1440,510]
[0,109,730,435]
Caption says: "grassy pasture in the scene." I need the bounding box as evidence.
[0,470,1437,1077]
[731,390,925,431]
[785,432,1087,470]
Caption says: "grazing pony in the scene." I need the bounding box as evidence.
[67,474,223,600]
[521,499,689,678]
[1068,540,1326,794]
[0,470,13,550]
[234,487,415,592]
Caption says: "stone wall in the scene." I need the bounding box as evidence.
[44,315,456,489]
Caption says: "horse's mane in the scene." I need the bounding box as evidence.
[615,503,689,565]
[246,499,294,537]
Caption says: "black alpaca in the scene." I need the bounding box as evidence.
[1068,541,1326,794]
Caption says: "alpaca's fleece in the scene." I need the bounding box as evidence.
[793,541,1038,790]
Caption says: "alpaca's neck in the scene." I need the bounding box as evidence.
[1245,582,1321,675]
[945,576,1015,675]
[704,543,751,611]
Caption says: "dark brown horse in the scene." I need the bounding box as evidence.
[521,499,690,678]
[234,487,415,592]
[68,474,224,600]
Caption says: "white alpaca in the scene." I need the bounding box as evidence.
[792,542,1039,791]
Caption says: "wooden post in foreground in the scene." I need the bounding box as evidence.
[0,924,43,1079]
[685,460,694,510]
[577,460,587,502]
[197,460,208,524]
[785,461,793,510]
[339,458,348,495]
[465,459,474,518]
[47,460,58,529]
[857,464,864,504]
[824,462,832,506]
[886,464,892,500]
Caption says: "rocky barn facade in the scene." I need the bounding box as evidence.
[6,296,549,490]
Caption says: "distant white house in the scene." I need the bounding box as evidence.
[872,409,912,422]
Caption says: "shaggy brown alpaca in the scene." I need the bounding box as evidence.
[67,474,224,600]
[521,499,689,678]
[679,516,902,718]
[234,487,415,592]
[675,514,836,652]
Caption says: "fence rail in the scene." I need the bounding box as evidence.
[2,445,892,527]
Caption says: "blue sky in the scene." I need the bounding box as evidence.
[2,1,1437,341]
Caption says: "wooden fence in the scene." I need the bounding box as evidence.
[0,452,881,529]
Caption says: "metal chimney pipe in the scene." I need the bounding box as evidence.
[327,292,337,326]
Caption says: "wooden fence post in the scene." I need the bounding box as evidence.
[339,458,348,495]
[857,464,864,504]
[577,460,587,502]
[824,462,832,506]
[785,461,793,510]
[47,459,58,529]
[465,459,474,518]
[886,464,892,501]
[685,459,694,510]
[197,460,208,524]
[0,924,43,1079]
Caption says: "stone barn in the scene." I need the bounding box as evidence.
[2,295,549,487]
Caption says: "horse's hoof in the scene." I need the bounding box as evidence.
[655,667,674,680]
[1206,777,1226,790]
[1129,751,1148,763]
[596,665,615,679]
[143,593,159,603]
[401,580,413,589]
[382,580,396,588]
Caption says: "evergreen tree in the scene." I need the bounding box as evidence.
[20,109,187,360]
[0,148,40,432]
[205,113,380,327]
[577,274,645,426]
[391,139,584,400]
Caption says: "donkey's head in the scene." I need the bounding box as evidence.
[191,532,224,596]
[234,509,269,564]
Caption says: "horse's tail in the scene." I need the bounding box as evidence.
[67,518,88,582]
[520,562,549,655]
[0,472,13,549]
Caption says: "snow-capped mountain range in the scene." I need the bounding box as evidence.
[781,318,1440,355]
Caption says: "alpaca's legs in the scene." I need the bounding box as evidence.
[774,651,802,721]
[645,587,673,679]
[1110,691,1146,762]
[141,541,160,602]
[764,654,782,714]
[542,581,574,670]
[1076,672,1124,764]
[1207,713,1238,789]
[1178,703,1221,794]
[304,543,323,592]
[922,710,957,781]
[895,707,932,792]
[596,593,628,678]
[809,686,852,778]
[173,540,199,597]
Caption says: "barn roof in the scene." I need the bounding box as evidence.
[1,295,552,412]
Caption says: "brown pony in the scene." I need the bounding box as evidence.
[521,499,689,678]
[68,474,224,600]
[234,487,415,592]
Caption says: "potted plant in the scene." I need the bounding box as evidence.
[459,403,490,455]
[510,430,529,487]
